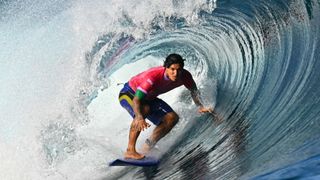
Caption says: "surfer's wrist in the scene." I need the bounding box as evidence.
[197,103,204,107]
[135,115,144,120]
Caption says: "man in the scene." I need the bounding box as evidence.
[118,53,213,160]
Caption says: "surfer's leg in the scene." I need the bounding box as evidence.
[119,83,152,159]
[142,111,179,153]
[125,104,150,159]
[140,98,178,153]
[125,125,144,159]
[150,111,179,143]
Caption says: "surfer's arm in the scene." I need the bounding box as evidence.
[132,96,144,120]
[183,70,211,112]
[131,90,150,131]
[190,89,213,113]
[183,71,213,113]
[190,89,203,107]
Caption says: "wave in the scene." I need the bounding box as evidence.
[1,0,320,179]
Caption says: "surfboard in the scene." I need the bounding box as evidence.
[109,156,160,166]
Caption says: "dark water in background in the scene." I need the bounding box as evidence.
[1,0,320,179]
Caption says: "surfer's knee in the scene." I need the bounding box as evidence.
[163,112,179,128]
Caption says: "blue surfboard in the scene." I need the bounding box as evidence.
[109,156,159,166]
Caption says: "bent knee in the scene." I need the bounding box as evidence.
[164,112,179,126]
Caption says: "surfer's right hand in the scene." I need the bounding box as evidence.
[131,116,150,131]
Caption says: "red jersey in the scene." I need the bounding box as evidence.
[128,66,196,100]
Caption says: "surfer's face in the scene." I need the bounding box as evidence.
[165,63,182,81]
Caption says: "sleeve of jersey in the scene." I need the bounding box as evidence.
[183,70,197,91]
[136,78,154,95]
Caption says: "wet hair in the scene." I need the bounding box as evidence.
[163,53,185,68]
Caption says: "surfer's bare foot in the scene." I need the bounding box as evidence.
[124,151,145,160]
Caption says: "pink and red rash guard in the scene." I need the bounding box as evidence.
[128,66,196,100]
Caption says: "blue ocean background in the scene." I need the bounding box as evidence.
[1,0,320,179]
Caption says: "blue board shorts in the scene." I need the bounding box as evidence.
[118,83,174,125]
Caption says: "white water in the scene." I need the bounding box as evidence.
[0,14,84,180]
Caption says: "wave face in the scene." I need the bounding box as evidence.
[1,0,320,179]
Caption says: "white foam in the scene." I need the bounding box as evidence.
[0,4,85,180]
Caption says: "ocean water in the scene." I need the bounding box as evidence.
[1,0,320,179]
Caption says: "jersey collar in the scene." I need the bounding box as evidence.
[163,69,170,81]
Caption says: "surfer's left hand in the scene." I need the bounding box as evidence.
[198,106,214,114]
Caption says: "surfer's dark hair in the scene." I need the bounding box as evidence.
[163,53,185,68]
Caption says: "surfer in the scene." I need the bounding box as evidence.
[118,53,214,159]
